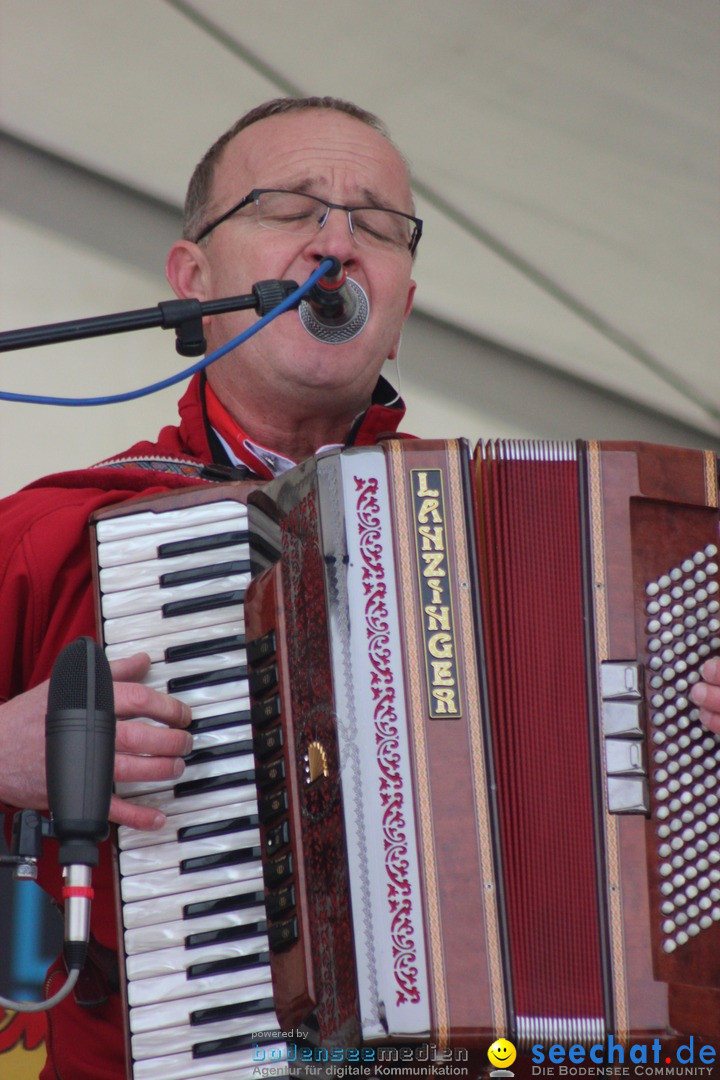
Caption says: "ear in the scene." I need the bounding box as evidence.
[165,240,211,303]
[387,278,416,361]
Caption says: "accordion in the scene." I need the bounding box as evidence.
[92,438,720,1078]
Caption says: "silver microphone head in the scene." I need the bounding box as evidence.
[299,276,369,344]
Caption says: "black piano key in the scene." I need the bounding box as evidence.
[158,529,249,559]
[181,844,262,874]
[185,920,267,950]
[184,888,266,920]
[174,767,255,799]
[162,589,245,618]
[166,633,246,663]
[190,994,276,1026]
[160,558,251,588]
[192,1027,278,1058]
[184,738,253,767]
[247,630,276,666]
[178,813,259,842]
[189,707,251,735]
[167,663,248,694]
[187,949,270,982]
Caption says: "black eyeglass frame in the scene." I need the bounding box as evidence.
[194,188,423,254]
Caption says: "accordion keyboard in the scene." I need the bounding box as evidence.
[94,497,290,1080]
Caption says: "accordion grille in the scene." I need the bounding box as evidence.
[478,452,606,1021]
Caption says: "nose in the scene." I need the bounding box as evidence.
[305,206,358,268]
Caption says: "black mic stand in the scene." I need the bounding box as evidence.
[0,279,300,357]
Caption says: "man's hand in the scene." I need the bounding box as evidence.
[690,657,720,736]
[0,652,192,832]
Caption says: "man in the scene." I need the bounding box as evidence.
[0,96,418,1080]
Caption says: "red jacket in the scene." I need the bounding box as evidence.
[0,372,406,1080]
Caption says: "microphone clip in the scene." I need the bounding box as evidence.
[0,808,55,881]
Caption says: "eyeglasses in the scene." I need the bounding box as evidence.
[194,188,423,254]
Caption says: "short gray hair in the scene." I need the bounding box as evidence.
[184,96,395,242]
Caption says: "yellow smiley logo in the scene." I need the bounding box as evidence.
[488,1038,517,1069]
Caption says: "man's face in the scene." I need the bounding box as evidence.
[171,109,416,418]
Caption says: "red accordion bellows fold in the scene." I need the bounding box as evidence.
[480,457,605,1020]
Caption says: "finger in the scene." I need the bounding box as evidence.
[109,652,152,682]
[690,679,720,716]
[116,720,193,758]
[109,793,166,831]
[114,749,186,786]
[113,680,192,729]
[696,706,720,735]
[700,657,720,685]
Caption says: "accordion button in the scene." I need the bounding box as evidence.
[256,758,286,792]
[265,820,290,857]
[265,884,296,919]
[268,916,299,953]
[251,694,281,728]
[247,630,277,666]
[254,726,284,760]
[264,852,293,887]
[259,789,289,823]
[249,663,279,696]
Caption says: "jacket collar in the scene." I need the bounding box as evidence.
[196,373,407,480]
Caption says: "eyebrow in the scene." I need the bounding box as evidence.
[273,177,402,212]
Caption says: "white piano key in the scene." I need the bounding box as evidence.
[101,570,251,619]
[131,1039,287,1080]
[116,775,259,818]
[174,683,251,710]
[96,500,247,548]
[190,722,252,754]
[126,931,269,982]
[132,1008,277,1060]
[94,499,286,1079]
[122,876,265,930]
[128,978,274,1032]
[124,902,267,956]
[117,749,255,801]
[120,852,263,903]
[104,619,244,663]
[145,652,248,686]
[127,947,270,1007]
[143,651,248,692]
[186,697,251,724]
[119,796,257,852]
[119,825,260,877]
[103,599,246,646]
[99,542,250,593]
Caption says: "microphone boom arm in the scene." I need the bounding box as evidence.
[0,279,300,357]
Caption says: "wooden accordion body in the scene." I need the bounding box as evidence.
[92,438,720,1076]
[243,438,720,1052]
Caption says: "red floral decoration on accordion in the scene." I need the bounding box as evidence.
[355,474,420,1005]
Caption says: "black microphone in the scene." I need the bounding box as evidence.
[299,256,369,344]
[46,636,116,969]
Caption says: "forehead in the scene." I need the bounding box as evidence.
[212,109,412,210]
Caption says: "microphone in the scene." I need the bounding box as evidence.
[46,637,116,969]
[299,256,369,344]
